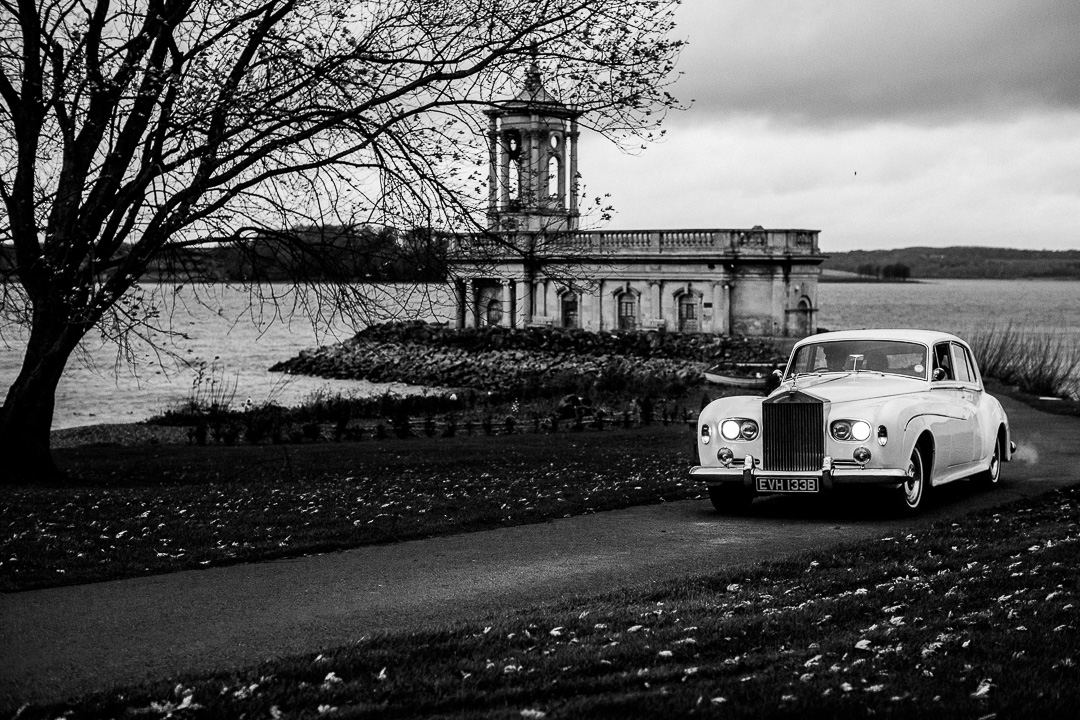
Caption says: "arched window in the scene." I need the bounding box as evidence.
[794,296,813,337]
[548,155,561,202]
[560,291,579,329]
[505,130,521,203]
[677,293,701,332]
[486,297,503,326]
[617,292,638,331]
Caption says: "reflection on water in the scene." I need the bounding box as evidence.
[1,279,1077,429]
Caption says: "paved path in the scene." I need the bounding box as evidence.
[2,394,1077,709]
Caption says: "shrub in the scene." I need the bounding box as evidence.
[442,416,457,438]
[302,423,321,442]
[391,409,412,439]
[591,410,605,431]
[968,323,1080,398]
[640,396,654,425]
[214,422,242,446]
[244,405,285,445]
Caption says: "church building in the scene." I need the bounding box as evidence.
[447,63,825,337]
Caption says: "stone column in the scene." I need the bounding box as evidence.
[487,116,499,227]
[556,129,566,208]
[500,280,513,327]
[500,135,511,208]
[569,118,579,228]
[772,270,786,337]
[595,280,605,331]
[722,282,733,336]
[711,281,724,334]
[515,278,531,327]
[455,278,467,329]
[648,280,662,327]
[525,124,538,210]
[467,279,479,328]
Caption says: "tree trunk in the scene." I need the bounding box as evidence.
[0,326,78,484]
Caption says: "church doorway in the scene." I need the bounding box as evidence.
[617,293,638,330]
[678,294,700,332]
[485,298,503,326]
[793,296,813,336]
[561,292,579,328]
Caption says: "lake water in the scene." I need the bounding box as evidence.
[1,279,1077,429]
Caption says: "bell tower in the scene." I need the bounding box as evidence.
[485,54,581,233]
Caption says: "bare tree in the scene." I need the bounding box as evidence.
[0,0,683,481]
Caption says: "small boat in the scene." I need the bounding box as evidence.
[703,362,774,390]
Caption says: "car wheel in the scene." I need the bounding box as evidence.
[896,446,926,513]
[708,485,753,514]
[976,433,1003,486]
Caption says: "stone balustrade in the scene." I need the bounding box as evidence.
[450,227,820,258]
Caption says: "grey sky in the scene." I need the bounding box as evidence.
[679,0,1080,125]
[580,0,1080,251]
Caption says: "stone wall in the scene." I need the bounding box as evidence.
[270,322,786,399]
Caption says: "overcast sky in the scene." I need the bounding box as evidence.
[578,0,1080,252]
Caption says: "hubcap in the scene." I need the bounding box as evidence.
[904,454,923,507]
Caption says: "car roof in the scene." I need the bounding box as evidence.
[793,329,965,348]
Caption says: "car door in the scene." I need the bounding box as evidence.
[929,342,976,471]
[948,342,982,468]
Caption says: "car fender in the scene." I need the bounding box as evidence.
[976,391,1012,461]
[697,395,765,464]
[896,410,943,481]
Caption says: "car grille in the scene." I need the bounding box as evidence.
[762,397,825,472]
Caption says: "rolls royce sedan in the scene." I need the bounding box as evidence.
[691,329,1015,514]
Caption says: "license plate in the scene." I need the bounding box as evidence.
[756,477,819,493]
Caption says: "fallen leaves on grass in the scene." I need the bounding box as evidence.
[0,429,698,591]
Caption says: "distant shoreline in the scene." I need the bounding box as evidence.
[818,274,923,284]
[821,246,1080,281]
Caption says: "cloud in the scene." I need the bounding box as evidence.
[672,0,1080,126]
[571,0,1080,251]
[579,113,1080,249]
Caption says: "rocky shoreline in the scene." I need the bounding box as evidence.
[269,322,786,399]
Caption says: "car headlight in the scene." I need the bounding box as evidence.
[720,418,758,441]
[831,419,872,442]
[740,420,759,441]
[851,421,871,441]
[721,420,742,440]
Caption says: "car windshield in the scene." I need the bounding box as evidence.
[786,340,928,380]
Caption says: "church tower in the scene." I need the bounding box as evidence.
[484,55,581,233]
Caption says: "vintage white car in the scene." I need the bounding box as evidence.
[691,329,1015,513]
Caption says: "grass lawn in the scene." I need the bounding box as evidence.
[10,481,1079,718]
[1,424,700,592]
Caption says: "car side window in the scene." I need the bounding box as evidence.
[951,343,973,383]
[955,343,980,385]
[932,343,952,381]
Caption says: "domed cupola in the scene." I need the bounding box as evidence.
[484,53,582,232]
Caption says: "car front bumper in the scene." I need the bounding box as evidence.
[690,455,911,492]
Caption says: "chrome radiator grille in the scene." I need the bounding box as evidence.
[762,401,825,472]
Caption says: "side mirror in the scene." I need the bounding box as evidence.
[772,369,784,379]
[932,368,946,382]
